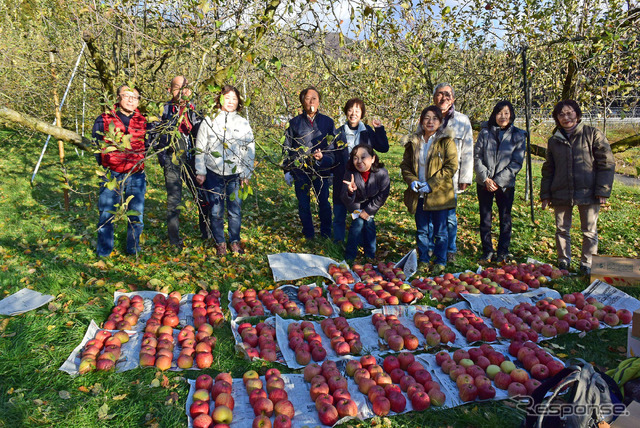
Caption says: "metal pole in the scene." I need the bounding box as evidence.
[521,46,535,222]
[31,42,86,184]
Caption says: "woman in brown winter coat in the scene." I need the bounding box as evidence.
[400,105,458,276]
[540,100,615,276]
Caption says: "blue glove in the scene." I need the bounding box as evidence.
[411,181,421,192]
[419,182,431,193]
[284,172,294,187]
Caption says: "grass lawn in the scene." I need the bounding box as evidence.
[0,126,639,427]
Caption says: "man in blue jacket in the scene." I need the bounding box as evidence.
[282,86,336,239]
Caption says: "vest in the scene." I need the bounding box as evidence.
[100,108,147,173]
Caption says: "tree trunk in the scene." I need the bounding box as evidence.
[0,107,91,151]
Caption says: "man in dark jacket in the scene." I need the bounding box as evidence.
[282,86,336,239]
[92,85,148,257]
[149,76,209,249]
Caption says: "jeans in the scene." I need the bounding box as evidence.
[332,200,348,243]
[425,194,457,255]
[446,195,458,254]
[293,171,332,239]
[477,184,515,256]
[345,216,376,260]
[415,200,448,265]
[164,158,211,245]
[203,172,242,244]
[554,204,600,268]
[97,170,146,257]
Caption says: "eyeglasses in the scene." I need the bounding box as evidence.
[557,110,575,118]
[435,91,452,99]
[120,94,140,101]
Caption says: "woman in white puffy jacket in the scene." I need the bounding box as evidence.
[196,85,255,255]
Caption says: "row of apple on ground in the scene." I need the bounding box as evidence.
[184,340,569,428]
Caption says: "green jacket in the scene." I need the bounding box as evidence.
[400,128,458,214]
[540,121,615,206]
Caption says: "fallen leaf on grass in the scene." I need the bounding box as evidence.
[557,353,568,358]
[97,403,115,420]
[150,379,160,388]
[112,394,127,401]
[33,399,45,406]
[165,392,179,405]
[78,386,89,393]
[608,346,627,354]
[59,390,71,399]
[93,260,107,269]
[90,383,102,395]
[161,374,170,388]
[47,325,56,331]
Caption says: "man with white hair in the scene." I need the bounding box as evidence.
[432,82,474,262]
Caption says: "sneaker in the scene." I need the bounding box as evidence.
[478,252,494,265]
[230,241,243,254]
[447,252,457,263]
[431,264,446,276]
[579,265,591,276]
[558,260,570,270]
[495,253,513,264]
[216,243,227,256]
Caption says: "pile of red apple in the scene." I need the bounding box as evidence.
[494,262,568,286]
[231,288,266,318]
[192,289,224,328]
[354,280,424,308]
[145,293,181,333]
[350,262,382,283]
[436,344,514,402]
[377,262,407,282]
[259,288,302,317]
[175,325,196,368]
[411,273,500,304]
[298,285,333,316]
[103,294,144,330]
[483,306,540,342]
[319,317,363,355]
[508,340,565,383]
[412,310,457,346]
[372,313,420,351]
[139,294,182,370]
[304,360,358,425]
[238,320,279,362]
[287,321,328,365]
[382,353,446,411]
[484,292,632,341]
[326,282,364,315]
[328,263,355,285]
[561,292,632,326]
[348,354,445,415]
[189,373,234,428]
[78,329,129,373]
[246,368,295,428]
[445,307,498,343]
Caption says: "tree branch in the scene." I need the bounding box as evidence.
[0,107,92,151]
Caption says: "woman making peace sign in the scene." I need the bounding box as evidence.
[340,144,390,263]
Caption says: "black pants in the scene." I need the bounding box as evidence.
[477,183,515,256]
[164,157,211,245]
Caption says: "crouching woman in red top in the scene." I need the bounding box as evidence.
[340,144,390,263]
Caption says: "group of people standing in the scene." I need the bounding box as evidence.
[92,77,615,277]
